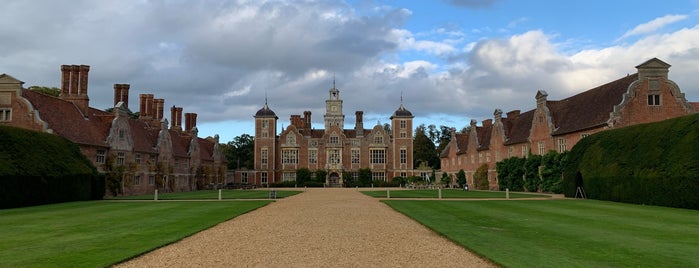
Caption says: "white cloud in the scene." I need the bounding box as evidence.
[617,14,688,41]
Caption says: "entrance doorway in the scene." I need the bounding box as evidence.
[329,172,341,187]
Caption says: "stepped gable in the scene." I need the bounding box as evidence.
[548,74,638,135]
[21,89,112,147]
[503,110,535,145]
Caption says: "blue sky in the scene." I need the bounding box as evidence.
[2,0,699,143]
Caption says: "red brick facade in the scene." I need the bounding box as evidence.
[440,58,697,190]
[0,66,226,196]
[250,85,415,186]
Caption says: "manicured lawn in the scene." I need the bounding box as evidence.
[362,189,550,199]
[384,199,699,267]
[108,189,303,200]
[0,200,271,267]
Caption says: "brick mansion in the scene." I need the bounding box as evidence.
[0,65,226,196]
[251,83,415,186]
[440,58,698,190]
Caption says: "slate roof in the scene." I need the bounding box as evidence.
[391,103,413,118]
[255,103,277,117]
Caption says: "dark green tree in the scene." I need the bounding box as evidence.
[456,169,467,187]
[524,154,543,192]
[358,168,372,187]
[496,156,525,191]
[223,134,254,170]
[314,169,327,183]
[296,168,311,185]
[413,124,438,168]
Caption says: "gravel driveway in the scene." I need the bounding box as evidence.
[115,188,496,267]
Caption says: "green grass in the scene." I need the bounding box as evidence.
[362,189,550,199]
[108,189,303,200]
[384,199,699,267]
[0,200,271,267]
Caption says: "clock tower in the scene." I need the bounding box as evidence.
[324,80,344,130]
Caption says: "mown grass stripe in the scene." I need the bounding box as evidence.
[384,199,699,267]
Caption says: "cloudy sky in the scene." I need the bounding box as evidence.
[2,0,699,142]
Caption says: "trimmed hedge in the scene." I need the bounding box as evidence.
[0,126,102,208]
[563,114,699,209]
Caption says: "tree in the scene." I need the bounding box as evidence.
[456,169,467,187]
[413,124,438,168]
[223,134,254,170]
[440,172,450,186]
[474,164,489,190]
[296,168,311,185]
[358,168,372,187]
[524,154,543,192]
[29,86,60,97]
[383,123,391,134]
[314,169,327,183]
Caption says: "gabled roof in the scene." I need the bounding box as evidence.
[476,125,492,151]
[504,110,535,145]
[21,89,112,147]
[548,74,637,135]
[128,118,159,153]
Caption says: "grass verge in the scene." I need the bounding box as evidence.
[0,200,271,267]
[108,189,302,200]
[384,199,699,267]
[362,189,550,199]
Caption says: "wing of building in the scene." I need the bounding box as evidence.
[250,82,415,187]
[440,58,697,190]
[0,65,226,196]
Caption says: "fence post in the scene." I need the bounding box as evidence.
[154,189,158,201]
[439,188,442,199]
[387,189,390,198]
[506,188,510,200]
[218,189,222,200]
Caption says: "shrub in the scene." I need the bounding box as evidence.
[474,164,489,190]
[0,126,101,208]
[523,154,542,192]
[456,169,466,187]
[496,157,525,191]
[562,114,699,209]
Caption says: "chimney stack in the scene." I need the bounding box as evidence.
[154,98,164,120]
[78,65,89,95]
[355,111,364,136]
[170,106,183,131]
[482,119,493,127]
[139,94,154,119]
[303,111,312,129]
[185,113,197,133]
[113,84,130,108]
[59,64,90,115]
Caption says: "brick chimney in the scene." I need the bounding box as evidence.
[506,110,520,118]
[170,106,183,131]
[113,84,130,108]
[185,113,197,133]
[60,65,90,116]
[355,111,364,136]
[154,98,165,120]
[139,94,154,119]
[303,111,311,129]
[482,119,493,127]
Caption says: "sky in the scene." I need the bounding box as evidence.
[2,0,699,143]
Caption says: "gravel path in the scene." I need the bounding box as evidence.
[115,188,496,267]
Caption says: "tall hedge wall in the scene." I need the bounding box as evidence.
[562,114,699,209]
[0,126,103,208]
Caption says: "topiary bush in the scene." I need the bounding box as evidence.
[0,126,101,208]
[563,114,699,209]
